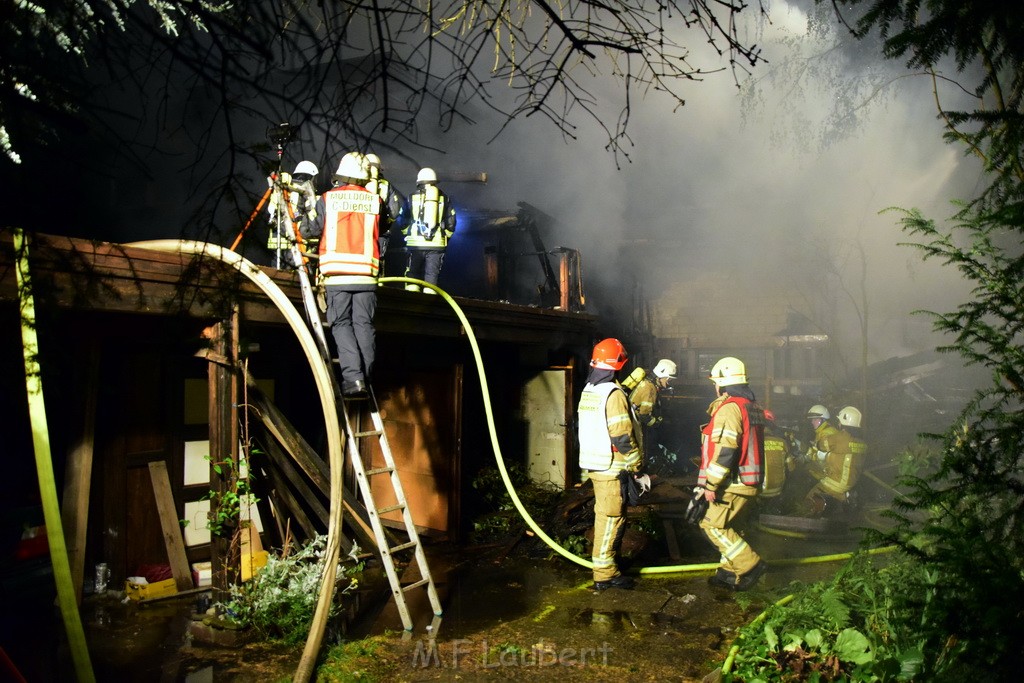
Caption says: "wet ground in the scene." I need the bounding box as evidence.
[6,515,875,682]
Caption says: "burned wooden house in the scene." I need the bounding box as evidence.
[1,230,595,596]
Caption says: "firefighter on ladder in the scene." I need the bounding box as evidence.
[267,160,319,268]
[301,152,394,397]
[700,356,768,592]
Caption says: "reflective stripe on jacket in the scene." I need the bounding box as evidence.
[761,434,788,497]
[817,429,866,497]
[404,184,456,248]
[317,186,381,285]
[578,382,641,474]
[699,395,765,491]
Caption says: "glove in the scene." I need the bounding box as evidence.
[683,487,709,525]
[635,474,652,495]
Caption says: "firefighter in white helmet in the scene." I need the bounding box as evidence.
[402,167,456,293]
[628,359,676,428]
[267,160,319,268]
[578,338,643,591]
[699,356,768,591]
[300,152,395,396]
[804,403,840,463]
[801,405,867,516]
[626,358,678,473]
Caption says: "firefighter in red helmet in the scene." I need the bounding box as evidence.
[577,338,643,591]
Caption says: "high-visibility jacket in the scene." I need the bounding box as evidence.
[815,428,866,498]
[366,175,405,230]
[578,381,642,476]
[699,394,765,493]
[761,433,790,498]
[403,184,456,248]
[302,184,382,287]
[809,421,840,459]
[629,376,660,427]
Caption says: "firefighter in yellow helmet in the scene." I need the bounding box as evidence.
[402,167,456,292]
[801,406,867,516]
[700,357,768,591]
[578,338,643,591]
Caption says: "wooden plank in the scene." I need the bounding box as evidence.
[259,438,330,527]
[246,381,379,550]
[261,463,320,543]
[147,461,195,591]
[61,341,99,604]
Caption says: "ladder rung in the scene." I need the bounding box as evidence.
[376,503,406,515]
[365,466,394,476]
[354,429,383,438]
[403,578,431,592]
[388,540,418,554]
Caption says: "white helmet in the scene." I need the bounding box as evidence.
[837,406,862,428]
[334,152,368,181]
[807,404,831,420]
[416,167,437,185]
[709,357,747,387]
[292,160,318,179]
[653,359,677,379]
[365,153,381,168]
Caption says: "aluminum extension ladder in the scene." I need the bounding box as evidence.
[344,389,443,630]
[285,238,442,631]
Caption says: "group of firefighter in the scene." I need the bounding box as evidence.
[264,152,456,396]
[265,153,457,292]
[579,338,867,593]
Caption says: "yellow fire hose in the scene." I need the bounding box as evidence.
[381,278,893,576]
[15,228,96,682]
[128,241,345,683]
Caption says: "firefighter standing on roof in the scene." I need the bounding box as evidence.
[700,356,768,592]
[402,167,456,292]
[267,160,319,268]
[578,338,643,591]
[301,152,393,397]
[364,153,406,266]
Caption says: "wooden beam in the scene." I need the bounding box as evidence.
[245,380,380,551]
[61,342,99,604]
[147,461,195,592]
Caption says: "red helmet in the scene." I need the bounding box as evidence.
[591,338,627,370]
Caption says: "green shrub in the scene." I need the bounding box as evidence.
[219,535,362,644]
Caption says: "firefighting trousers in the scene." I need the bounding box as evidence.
[699,490,761,577]
[325,288,376,384]
[591,476,626,582]
[404,249,445,291]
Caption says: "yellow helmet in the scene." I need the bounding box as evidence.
[709,357,747,387]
